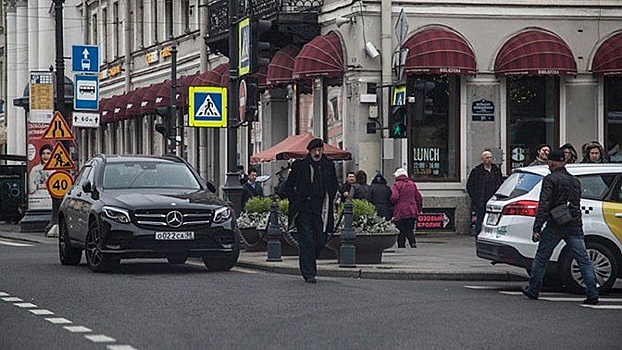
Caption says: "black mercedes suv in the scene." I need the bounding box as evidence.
[58,154,239,272]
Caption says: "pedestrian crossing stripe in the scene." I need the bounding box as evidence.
[189,86,227,128]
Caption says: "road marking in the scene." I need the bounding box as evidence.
[581,305,622,310]
[231,266,258,274]
[0,292,9,296]
[30,309,54,315]
[14,302,37,308]
[0,239,33,247]
[85,335,116,343]
[464,285,504,290]
[107,345,139,350]
[2,297,23,302]
[45,317,72,324]
[63,326,92,333]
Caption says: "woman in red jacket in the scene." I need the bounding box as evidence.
[391,168,423,248]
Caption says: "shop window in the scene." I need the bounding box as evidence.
[325,84,343,148]
[507,76,559,172]
[408,74,460,181]
[604,77,622,163]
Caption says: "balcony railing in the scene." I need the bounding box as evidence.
[207,0,322,39]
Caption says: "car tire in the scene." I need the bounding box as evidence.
[203,248,240,272]
[560,241,619,294]
[58,218,82,265]
[167,256,187,265]
[85,221,119,273]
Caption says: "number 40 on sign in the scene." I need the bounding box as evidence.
[46,171,74,199]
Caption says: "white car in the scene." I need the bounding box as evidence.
[477,164,622,293]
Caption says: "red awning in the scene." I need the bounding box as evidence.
[155,80,171,108]
[253,66,268,90]
[494,28,577,76]
[113,93,129,121]
[140,82,163,114]
[403,28,476,75]
[592,32,622,76]
[100,97,114,123]
[192,63,229,87]
[267,45,300,86]
[250,132,351,164]
[177,74,197,107]
[292,32,343,80]
[125,87,144,116]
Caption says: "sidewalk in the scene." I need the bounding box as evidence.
[0,222,528,282]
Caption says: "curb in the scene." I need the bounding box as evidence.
[235,261,528,282]
[0,234,52,244]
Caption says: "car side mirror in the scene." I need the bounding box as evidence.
[82,180,93,193]
[206,180,217,193]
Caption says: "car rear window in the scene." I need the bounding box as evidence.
[493,172,543,200]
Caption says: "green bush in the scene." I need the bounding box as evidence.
[277,199,289,214]
[351,199,376,221]
[244,197,272,213]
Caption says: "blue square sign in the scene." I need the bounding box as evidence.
[74,74,99,111]
[72,45,99,73]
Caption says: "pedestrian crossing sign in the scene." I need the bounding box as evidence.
[189,86,228,127]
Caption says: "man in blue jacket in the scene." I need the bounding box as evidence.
[522,149,599,305]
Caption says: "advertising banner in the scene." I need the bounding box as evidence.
[27,124,54,210]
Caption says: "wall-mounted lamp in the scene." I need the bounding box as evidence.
[365,42,380,59]
[335,16,356,28]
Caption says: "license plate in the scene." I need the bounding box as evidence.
[486,213,500,226]
[155,231,195,240]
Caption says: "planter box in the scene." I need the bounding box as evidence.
[326,233,398,264]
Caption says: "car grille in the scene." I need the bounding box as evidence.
[133,209,213,230]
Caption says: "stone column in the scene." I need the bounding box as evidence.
[6,1,19,156]
[38,0,55,70]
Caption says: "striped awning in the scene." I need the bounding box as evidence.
[267,45,300,86]
[293,32,343,80]
[125,87,145,116]
[99,97,114,123]
[403,28,476,75]
[140,82,163,115]
[592,32,622,76]
[494,28,577,76]
[113,93,129,121]
[155,80,171,109]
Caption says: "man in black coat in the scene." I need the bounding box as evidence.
[466,150,503,236]
[241,167,264,211]
[284,138,338,283]
[522,150,599,305]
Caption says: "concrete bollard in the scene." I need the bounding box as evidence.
[266,200,282,262]
[339,199,356,267]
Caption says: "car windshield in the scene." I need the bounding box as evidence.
[494,172,543,200]
[102,161,201,190]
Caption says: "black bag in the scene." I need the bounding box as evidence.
[550,202,573,225]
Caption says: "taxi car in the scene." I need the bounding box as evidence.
[476,164,622,293]
[58,154,239,272]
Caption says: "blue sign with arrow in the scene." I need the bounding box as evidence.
[72,45,99,73]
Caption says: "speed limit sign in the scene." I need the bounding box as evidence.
[46,171,74,199]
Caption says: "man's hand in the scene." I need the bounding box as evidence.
[532,231,541,243]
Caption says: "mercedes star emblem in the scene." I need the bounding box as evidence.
[166,210,183,228]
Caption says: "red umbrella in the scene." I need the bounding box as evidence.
[250,132,351,164]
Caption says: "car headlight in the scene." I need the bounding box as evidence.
[102,206,131,224]
[213,207,231,224]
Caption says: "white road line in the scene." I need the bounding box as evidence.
[231,266,258,274]
[30,309,54,315]
[581,305,622,310]
[2,297,23,302]
[0,239,33,247]
[14,302,37,308]
[0,292,9,296]
[464,285,504,290]
[85,335,116,343]
[45,317,72,324]
[107,345,139,350]
[499,291,522,296]
[63,326,92,333]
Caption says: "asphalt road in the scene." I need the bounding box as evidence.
[1,237,620,350]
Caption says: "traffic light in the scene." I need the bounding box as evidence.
[389,106,407,139]
[155,106,175,140]
[250,20,271,74]
[413,79,435,121]
[244,78,259,122]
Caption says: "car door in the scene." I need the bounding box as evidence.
[71,164,94,243]
[577,173,618,240]
[63,166,89,238]
[602,174,622,245]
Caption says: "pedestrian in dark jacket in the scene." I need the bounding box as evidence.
[528,144,551,166]
[391,168,423,248]
[241,167,264,211]
[522,149,599,305]
[284,138,339,283]
[466,150,504,236]
[560,143,578,164]
[581,142,606,163]
[351,170,370,200]
[367,173,392,221]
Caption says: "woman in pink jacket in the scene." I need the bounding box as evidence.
[390,168,423,248]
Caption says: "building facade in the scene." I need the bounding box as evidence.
[3,0,622,233]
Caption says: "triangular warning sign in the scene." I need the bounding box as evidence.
[43,142,76,171]
[42,111,75,141]
[196,95,221,117]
